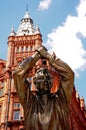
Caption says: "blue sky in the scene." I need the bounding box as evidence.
[0,0,86,102]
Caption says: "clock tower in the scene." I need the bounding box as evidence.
[4,9,43,130]
[6,9,42,68]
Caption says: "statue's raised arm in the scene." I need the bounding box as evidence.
[36,45,74,105]
[13,51,40,108]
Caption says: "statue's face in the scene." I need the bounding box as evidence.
[33,68,52,92]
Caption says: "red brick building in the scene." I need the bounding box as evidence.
[0,10,86,130]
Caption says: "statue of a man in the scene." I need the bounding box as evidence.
[13,46,74,130]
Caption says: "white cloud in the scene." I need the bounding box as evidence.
[45,0,86,74]
[38,0,52,11]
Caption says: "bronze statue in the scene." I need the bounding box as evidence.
[13,46,74,130]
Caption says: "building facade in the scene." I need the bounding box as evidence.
[0,10,86,130]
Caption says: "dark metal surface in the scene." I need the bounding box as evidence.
[13,46,74,130]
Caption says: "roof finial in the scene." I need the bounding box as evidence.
[26,4,28,12]
[9,25,16,36]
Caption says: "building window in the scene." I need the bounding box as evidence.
[21,47,24,52]
[0,88,4,97]
[13,110,20,120]
[26,46,28,51]
[30,46,33,51]
[14,103,20,108]
[0,81,4,97]
[16,47,19,52]
[18,61,22,66]
[27,77,32,82]
[1,81,4,88]
[13,103,20,120]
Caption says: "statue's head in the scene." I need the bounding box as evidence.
[33,68,53,92]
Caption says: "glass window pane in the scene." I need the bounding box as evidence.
[21,47,24,52]
[13,110,20,120]
[26,46,28,51]
[0,88,4,97]
[14,103,20,108]
[16,47,19,52]
[30,46,32,51]
[1,81,4,87]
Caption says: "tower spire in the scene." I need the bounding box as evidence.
[9,26,16,36]
[26,4,28,12]
[16,8,41,36]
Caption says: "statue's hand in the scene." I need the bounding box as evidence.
[49,52,56,64]
[35,45,49,59]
